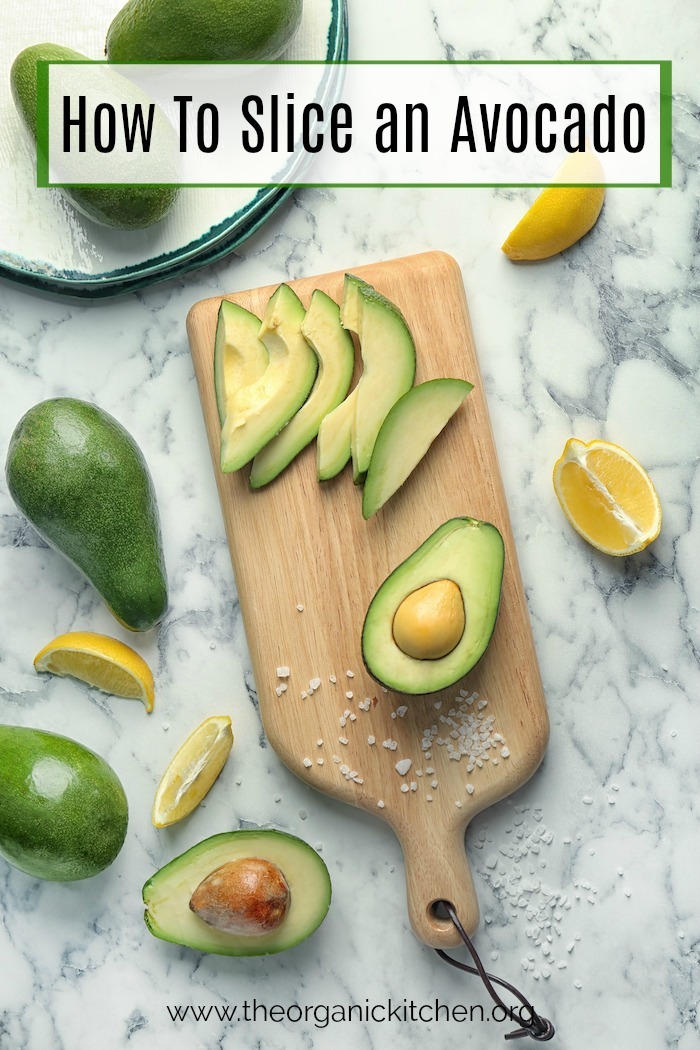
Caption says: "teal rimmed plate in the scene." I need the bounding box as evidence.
[0,0,346,298]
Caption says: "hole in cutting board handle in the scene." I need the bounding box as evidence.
[429,899,456,930]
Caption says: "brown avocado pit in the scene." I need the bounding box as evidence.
[189,856,290,936]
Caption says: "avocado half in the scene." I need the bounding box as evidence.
[143,830,331,956]
[362,517,505,695]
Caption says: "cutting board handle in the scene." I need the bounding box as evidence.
[399,819,480,948]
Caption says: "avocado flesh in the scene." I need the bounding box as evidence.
[10,44,178,230]
[106,0,303,62]
[250,289,355,488]
[362,378,473,519]
[214,301,269,426]
[316,386,358,480]
[352,286,416,482]
[362,518,505,695]
[5,398,168,632]
[339,272,371,333]
[220,285,318,473]
[0,725,128,881]
[143,831,332,956]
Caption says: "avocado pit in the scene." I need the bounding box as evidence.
[392,578,466,660]
[189,856,290,936]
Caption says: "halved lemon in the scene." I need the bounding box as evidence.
[152,715,234,828]
[34,631,155,711]
[553,438,661,556]
[502,149,605,260]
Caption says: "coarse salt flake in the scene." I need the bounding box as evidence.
[276,667,290,678]
[303,758,312,768]
[296,604,304,612]
[400,784,409,793]
[395,758,412,776]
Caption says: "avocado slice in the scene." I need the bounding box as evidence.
[213,301,269,426]
[249,290,355,488]
[143,830,331,956]
[351,285,416,482]
[220,285,318,473]
[362,378,473,519]
[339,272,371,333]
[5,398,168,632]
[316,387,358,481]
[314,273,370,481]
[362,517,505,695]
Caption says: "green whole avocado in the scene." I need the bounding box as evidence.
[0,725,128,881]
[10,43,178,230]
[6,398,168,632]
[106,0,303,62]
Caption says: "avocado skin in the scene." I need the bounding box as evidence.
[0,725,128,881]
[6,398,168,632]
[106,0,303,62]
[362,517,505,695]
[10,43,178,230]
[143,830,332,955]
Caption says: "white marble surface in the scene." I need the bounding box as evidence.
[1,1,698,1047]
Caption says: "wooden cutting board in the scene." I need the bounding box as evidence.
[187,251,549,948]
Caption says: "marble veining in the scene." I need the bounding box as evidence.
[0,0,699,1047]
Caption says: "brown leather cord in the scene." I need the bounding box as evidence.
[435,901,555,1041]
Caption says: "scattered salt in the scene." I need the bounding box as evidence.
[303,758,312,768]
[395,758,412,776]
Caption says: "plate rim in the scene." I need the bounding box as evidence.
[0,0,347,300]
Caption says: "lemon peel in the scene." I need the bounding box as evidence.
[502,150,605,261]
[552,438,661,556]
[34,631,155,711]
[152,715,234,827]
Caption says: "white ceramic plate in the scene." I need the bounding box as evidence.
[0,0,346,297]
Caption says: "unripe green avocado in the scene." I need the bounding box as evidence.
[106,0,303,62]
[0,725,128,881]
[10,43,178,230]
[6,398,168,632]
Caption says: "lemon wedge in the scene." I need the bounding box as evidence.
[502,149,605,260]
[34,631,155,711]
[152,715,233,828]
[553,438,661,556]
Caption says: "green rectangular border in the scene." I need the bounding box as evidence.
[36,60,51,189]
[37,59,671,190]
